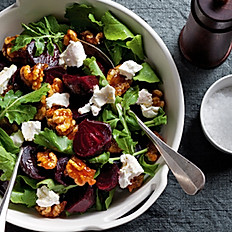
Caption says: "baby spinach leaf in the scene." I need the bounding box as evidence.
[89,13,104,27]
[0,84,49,125]
[0,128,20,154]
[83,57,108,87]
[139,154,159,176]
[0,146,16,181]
[104,40,123,65]
[133,62,160,83]
[65,3,96,32]
[34,128,74,155]
[126,35,144,60]
[101,11,134,41]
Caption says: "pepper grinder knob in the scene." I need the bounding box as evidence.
[179,0,232,68]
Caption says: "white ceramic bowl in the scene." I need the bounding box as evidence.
[0,0,184,231]
[200,74,232,154]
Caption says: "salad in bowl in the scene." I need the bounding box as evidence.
[0,0,184,231]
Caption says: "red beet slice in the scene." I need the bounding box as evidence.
[27,41,60,68]
[74,119,112,157]
[96,163,119,191]
[54,157,70,186]
[66,185,95,213]
[20,146,47,180]
[63,74,98,95]
[44,66,66,84]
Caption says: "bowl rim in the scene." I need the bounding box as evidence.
[0,0,185,230]
[200,74,232,154]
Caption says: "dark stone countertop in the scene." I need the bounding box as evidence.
[1,0,232,231]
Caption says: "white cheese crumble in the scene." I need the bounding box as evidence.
[21,121,41,141]
[36,185,60,208]
[118,60,143,80]
[0,64,17,94]
[10,130,24,147]
[78,85,115,116]
[59,40,87,68]
[136,89,153,107]
[118,154,144,189]
[46,92,70,109]
[141,104,160,118]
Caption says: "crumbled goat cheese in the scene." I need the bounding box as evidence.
[78,85,115,116]
[0,64,17,94]
[21,121,41,141]
[141,104,160,118]
[10,130,24,147]
[46,92,70,108]
[119,154,144,189]
[36,185,60,208]
[118,60,143,80]
[136,89,153,107]
[59,40,87,68]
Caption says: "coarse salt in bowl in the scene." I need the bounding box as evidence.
[200,74,232,154]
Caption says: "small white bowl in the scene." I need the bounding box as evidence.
[200,74,232,154]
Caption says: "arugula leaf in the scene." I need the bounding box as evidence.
[16,175,38,189]
[0,128,20,154]
[89,13,104,27]
[34,128,74,155]
[133,62,160,83]
[88,152,110,165]
[126,35,144,60]
[101,11,134,41]
[0,146,16,181]
[125,111,140,132]
[104,40,123,65]
[11,16,68,56]
[0,83,49,125]
[139,154,159,176]
[96,188,115,211]
[65,3,96,32]
[11,189,37,207]
[37,179,77,194]
[83,57,108,87]
[121,86,139,111]
[144,109,167,128]
[113,129,137,154]
[100,108,120,130]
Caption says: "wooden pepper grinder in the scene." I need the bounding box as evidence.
[179,0,232,68]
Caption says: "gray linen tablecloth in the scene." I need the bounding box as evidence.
[1,0,232,231]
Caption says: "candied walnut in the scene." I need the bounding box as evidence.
[107,65,132,96]
[128,174,144,192]
[2,35,27,62]
[35,95,47,120]
[37,150,58,170]
[67,124,78,140]
[46,108,77,137]
[65,156,96,186]
[152,89,165,108]
[108,139,122,154]
[20,63,48,90]
[145,132,163,162]
[36,201,67,218]
[47,78,64,97]
[63,29,78,46]
[80,30,104,45]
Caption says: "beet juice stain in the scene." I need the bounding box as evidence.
[179,0,232,69]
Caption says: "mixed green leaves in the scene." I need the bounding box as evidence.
[96,188,115,211]
[11,15,69,56]
[34,128,74,155]
[0,83,49,125]
[139,155,159,177]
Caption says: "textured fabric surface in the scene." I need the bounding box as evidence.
[1,0,232,231]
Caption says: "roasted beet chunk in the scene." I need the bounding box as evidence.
[44,66,66,84]
[0,52,11,72]
[27,41,60,68]
[20,146,46,180]
[63,74,99,95]
[54,157,71,186]
[66,185,95,214]
[96,163,119,191]
[74,119,112,157]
